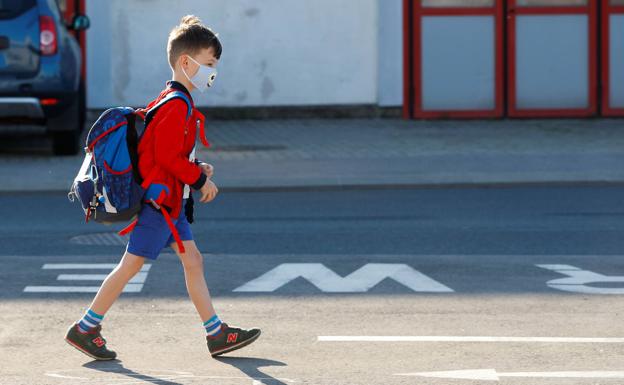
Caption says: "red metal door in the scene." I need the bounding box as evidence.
[58,0,87,80]
[507,0,597,117]
[403,0,504,119]
[602,0,624,116]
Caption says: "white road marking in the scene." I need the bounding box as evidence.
[395,369,624,381]
[23,283,144,293]
[44,369,299,384]
[538,264,582,271]
[538,264,624,294]
[24,263,151,293]
[43,263,151,272]
[56,274,110,281]
[44,369,193,383]
[57,272,148,283]
[113,376,299,385]
[318,336,624,343]
[233,263,454,293]
[44,372,88,380]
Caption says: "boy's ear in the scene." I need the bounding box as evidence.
[177,55,189,71]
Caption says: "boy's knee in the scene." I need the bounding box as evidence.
[119,254,145,275]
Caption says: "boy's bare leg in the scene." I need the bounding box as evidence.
[172,239,262,356]
[170,240,217,321]
[87,251,146,315]
[65,251,145,360]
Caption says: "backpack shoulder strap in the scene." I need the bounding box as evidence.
[144,90,193,128]
[138,90,194,190]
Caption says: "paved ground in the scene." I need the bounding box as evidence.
[1,118,623,191]
[1,118,623,384]
[1,186,623,385]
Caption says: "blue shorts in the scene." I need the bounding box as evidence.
[126,200,193,260]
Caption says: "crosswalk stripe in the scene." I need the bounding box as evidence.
[42,263,151,272]
[23,283,144,293]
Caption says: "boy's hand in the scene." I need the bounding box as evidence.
[199,179,218,203]
[200,163,214,179]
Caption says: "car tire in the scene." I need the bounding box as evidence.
[78,80,86,130]
[50,94,82,156]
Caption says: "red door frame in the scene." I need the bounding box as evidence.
[403,1,504,119]
[62,0,87,81]
[402,0,413,119]
[602,0,624,116]
[507,0,597,118]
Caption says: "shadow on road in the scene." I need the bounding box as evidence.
[83,360,185,385]
[215,356,290,384]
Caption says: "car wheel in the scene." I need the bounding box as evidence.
[50,95,82,156]
[52,129,80,156]
[78,80,86,130]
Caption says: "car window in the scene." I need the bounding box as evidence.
[0,0,37,19]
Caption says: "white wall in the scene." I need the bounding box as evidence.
[378,0,403,107]
[85,0,404,109]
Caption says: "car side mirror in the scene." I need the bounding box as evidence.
[71,14,90,31]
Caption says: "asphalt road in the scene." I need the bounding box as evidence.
[1,185,623,385]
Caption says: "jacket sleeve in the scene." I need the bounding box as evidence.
[151,100,206,190]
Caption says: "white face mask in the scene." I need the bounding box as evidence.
[182,55,217,93]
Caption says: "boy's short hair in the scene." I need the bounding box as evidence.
[167,15,222,68]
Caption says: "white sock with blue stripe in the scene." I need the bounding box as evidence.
[77,308,104,333]
[204,314,223,337]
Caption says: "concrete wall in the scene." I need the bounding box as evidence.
[85,0,404,109]
[378,0,403,107]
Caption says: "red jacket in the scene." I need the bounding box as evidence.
[137,81,210,219]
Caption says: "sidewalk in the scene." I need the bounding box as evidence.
[0,118,623,192]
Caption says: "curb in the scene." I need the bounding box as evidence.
[3,179,624,195]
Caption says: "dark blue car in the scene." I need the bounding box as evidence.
[0,0,89,155]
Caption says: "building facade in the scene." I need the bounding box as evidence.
[79,0,623,118]
[403,0,624,118]
[85,0,403,112]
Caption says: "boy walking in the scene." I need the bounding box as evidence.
[65,15,261,360]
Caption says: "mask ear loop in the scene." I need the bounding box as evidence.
[181,56,194,84]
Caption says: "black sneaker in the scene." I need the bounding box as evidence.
[65,323,117,360]
[207,323,261,357]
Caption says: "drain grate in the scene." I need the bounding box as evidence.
[70,232,128,246]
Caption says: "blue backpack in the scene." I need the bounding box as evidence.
[68,91,192,225]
